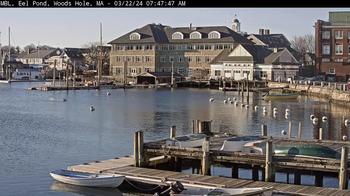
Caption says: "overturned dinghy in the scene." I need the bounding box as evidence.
[220,135,264,152]
[174,186,273,196]
[50,169,125,188]
[165,134,207,148]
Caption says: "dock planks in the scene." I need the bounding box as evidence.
[68,157,350,195]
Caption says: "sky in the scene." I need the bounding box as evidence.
[0,8,349,48]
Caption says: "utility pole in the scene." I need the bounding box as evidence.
[73,60,76,87]
[8,27,10,61]
[65,62,69,89]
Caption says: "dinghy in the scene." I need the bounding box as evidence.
[50,169,125,188]
[220,136,264,152]
[173,186,273,196]
[165,134,207,148]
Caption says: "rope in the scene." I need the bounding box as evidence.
[124,178,163,192]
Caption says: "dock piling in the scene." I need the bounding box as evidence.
[339,146,349,190]
[288,121,292,139]
[265,138,275,182]
[261,124,267,137]
[298,122,302,140]
[201,137,210,175]
[134,131,139,167]
[319,128,323,140]
[134,131,145,167]
[170,126,176,139]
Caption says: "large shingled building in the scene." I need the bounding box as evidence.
[108,23,252,81]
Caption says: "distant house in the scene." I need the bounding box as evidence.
[16,48,61,68]
[210,44,300,82]
[11,68,43,80]
[247,29,291,49]
[47,48,86,71]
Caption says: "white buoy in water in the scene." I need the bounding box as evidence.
[273,111,277,118]
[233,97,236,101]
[224,100,228,104]
[209,98,215,102]
[254,106,259,111]
[285,113,290,119]
[90,105,95,112]
[245,105,249,109]
[241,103,245,108]
[345,119,350,127]
[343,135,348,141]
[322,116,328,122]
[234,101,238,106]
[230,101,233,104]
[310,114,315,121]
[285,108,290,113]
[312,117,318,125]
[228,97,231,101]
[281,130,287,136]
[107,91,111,96]
[273,107,277,112]
[262,106,266,111]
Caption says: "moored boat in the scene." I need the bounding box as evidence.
[263,89,299,100]
[165,133,207,148]
[49,169,125,188]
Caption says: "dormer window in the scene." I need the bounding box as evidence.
[190,31,202,39]
[130,32,141,40]
[172,32,184,40]
[208,31,221,39]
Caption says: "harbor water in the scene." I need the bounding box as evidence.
[0,82,349,195]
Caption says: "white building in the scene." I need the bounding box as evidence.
[11,68,43,80]
[210,44,300,81]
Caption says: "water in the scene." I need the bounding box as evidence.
[0,82,349,195]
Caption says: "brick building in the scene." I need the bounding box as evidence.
[315,11,350,81]
[108,22,252,82]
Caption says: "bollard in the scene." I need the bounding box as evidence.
[134,132,139,167]
[265,138,275,182]
[261,124,267,137]
[201,137,210,175]
[137,131,144,167]
[339,146,349,190]
[170,126,176,139]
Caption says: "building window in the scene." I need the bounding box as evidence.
[322,58,330,62]
[329,68,335,74]
[129,32,141,40]
[187,57,192,62]
[178,56,184,62]
[214,70,221,76]
[322,44,330,55]
[335,58,343,62]
[260,71,267,78]
[169,56,174,62]
[208,31,221,39]
[204,45,211,50]
[160,56,166,62]
[172,32,184,40]
[348,32,350,39]
[205,57,211,62]
[196,57,201,62]
[335,43,343,55]
[190,31,202,39]
[322,31,330,39]
[145,68,151,72]
[335,30,343,39]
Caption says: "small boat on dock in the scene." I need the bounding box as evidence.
[220,135,264,152]
[244,141,341,159]
[165,134,207,148]
[49,169,125,188]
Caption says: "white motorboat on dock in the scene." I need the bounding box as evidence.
[220,135,264,152]
[165,133,207,148]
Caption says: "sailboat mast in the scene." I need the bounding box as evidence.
[97,22,102,87]
[8,27,10,61]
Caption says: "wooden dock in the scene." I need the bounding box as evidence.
[68,156,350,195]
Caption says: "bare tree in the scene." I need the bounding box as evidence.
[290,34,315,54]
[82,42,110,74]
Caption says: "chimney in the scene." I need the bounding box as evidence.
[259,29,264,35]
[190,23,192,30]
[273,48,278,53]
[264,29,270,35]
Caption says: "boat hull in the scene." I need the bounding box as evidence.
[264,94,299,100]
[175,186,273,196]
[50,170,124,188]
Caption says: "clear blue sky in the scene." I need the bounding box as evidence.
[0,8,348,48]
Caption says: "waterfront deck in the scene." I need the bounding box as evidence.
[68,156,350,195]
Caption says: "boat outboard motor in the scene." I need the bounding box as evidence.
[156,181,185,196]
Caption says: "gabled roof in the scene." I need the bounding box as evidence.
[138,72,183,77]
[63,48,85,59]
[248,34,291,48]
[211,44,299,65]
[20,49,58,59]
[108,24,252,44]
